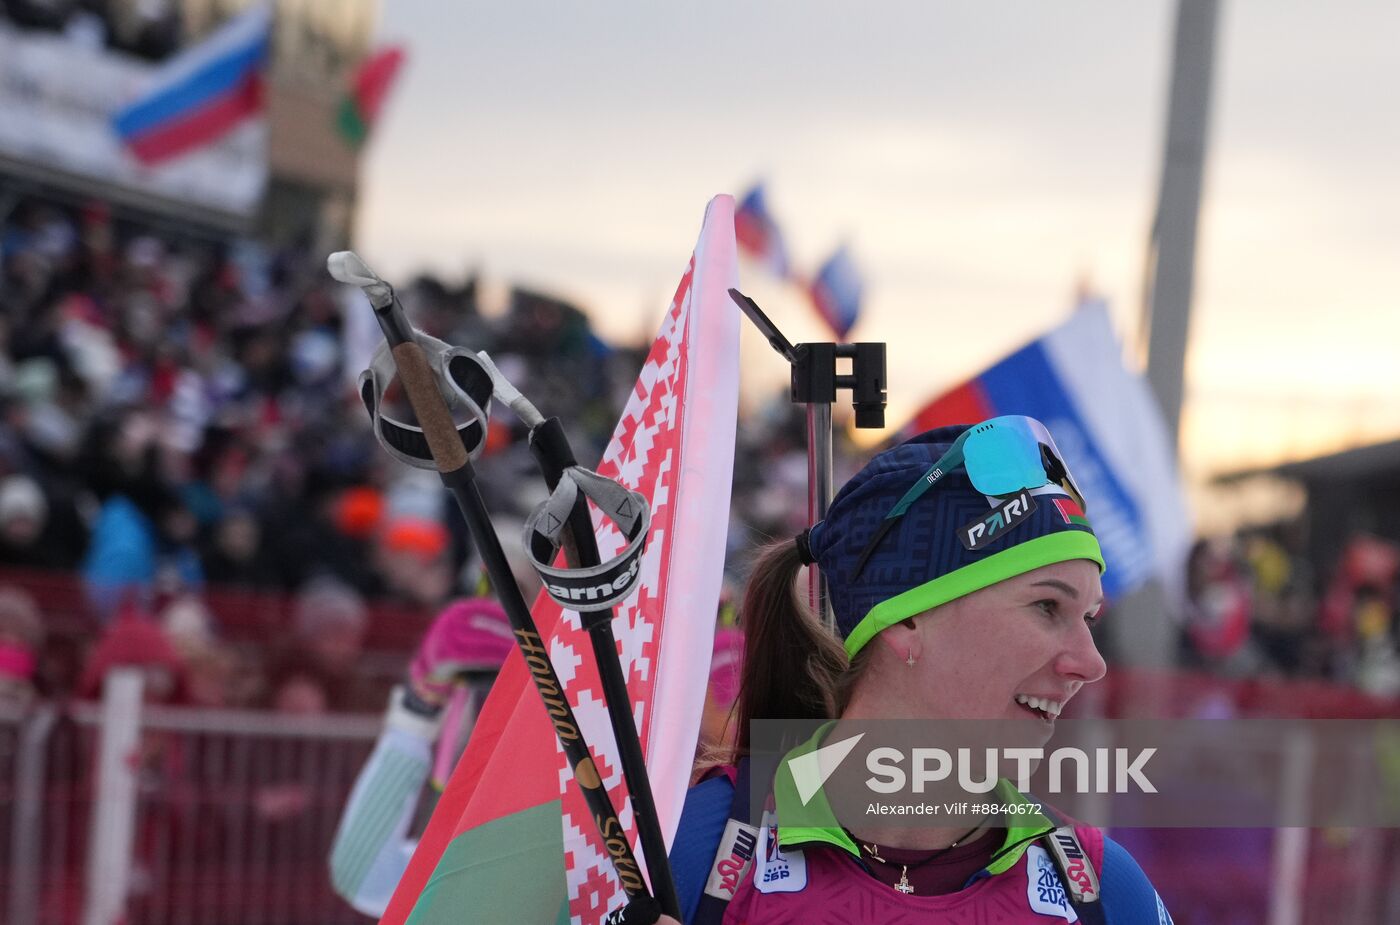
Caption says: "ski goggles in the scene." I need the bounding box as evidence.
[853,415,1085,578]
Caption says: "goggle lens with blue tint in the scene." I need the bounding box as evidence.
[853,415,1085,578]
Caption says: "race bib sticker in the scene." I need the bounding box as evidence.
[703,819,759,900]
[753,812,806,894]
[1026,845,1079,921]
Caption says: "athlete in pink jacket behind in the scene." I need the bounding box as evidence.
[328,598,513,916]
[663,419,1173,925]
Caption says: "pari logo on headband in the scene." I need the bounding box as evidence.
[959,490,1037,551]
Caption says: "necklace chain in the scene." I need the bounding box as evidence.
[858,821,986,896]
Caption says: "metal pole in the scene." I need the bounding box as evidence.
[83,669,145,925]
[1143,0,1221,448]
[1114,0,1221,668]
[9,705,57,925]
[727,290,885,635]
[1267,728,1313,925]
[806,403,834,629]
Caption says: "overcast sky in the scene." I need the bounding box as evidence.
[355,1,1400,483]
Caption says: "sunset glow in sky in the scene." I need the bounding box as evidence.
[356,1,1400,490]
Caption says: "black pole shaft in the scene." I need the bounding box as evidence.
[368,298,658,915]
[439,467,657,907]
[529,419,681,920]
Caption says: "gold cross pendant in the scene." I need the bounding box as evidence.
[895,867,914,895]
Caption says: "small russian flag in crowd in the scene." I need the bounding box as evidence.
[113,4,272,165]
[734,182,792,278]
[808,244,863,340]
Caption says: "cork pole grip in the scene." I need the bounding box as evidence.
[390,341,469,472]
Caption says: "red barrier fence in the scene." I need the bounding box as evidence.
[3,697,379,925]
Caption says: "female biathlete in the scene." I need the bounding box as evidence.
[662,419,1173,924]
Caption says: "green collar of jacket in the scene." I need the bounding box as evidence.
[771,722,1056,876]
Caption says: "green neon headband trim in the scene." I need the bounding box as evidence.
[843,531,1106,658]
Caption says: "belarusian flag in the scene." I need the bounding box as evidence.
[336,46,405,147]
[381,196,741,925]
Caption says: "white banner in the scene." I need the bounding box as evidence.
[0,23,267,219]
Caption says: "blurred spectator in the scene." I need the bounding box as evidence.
[329,596,511,916]
[292,575,367,672]
[159,590,257,708]
[2,0,74,32]
[270,666,332,716]
[279,575,376,711]
[0,473,85,570]
[80,492,156,612]
[375,515,453,609]
[110,0,181,61]
[78,604,188,703]
[0,585,43,707]
[332,484,385,543]
[1320,534,1400,638]
[253,663,336,821]
[1242,528,1317,674]
[0,473,53,566]
[1318,534,1400,694]
[200,504,277,588]
[80,479,202,619]
[263,479,385,596]
[1349,587,1400,697]
[181,646,248,708]
[1183,538,1260,676]
[158,594,217,655]
[11,357,88,469]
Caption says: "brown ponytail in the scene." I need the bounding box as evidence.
[732,540,849,757]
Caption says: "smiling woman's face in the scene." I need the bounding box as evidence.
[855,559,1107,723]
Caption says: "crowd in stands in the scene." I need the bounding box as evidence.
[2,192,1397,718]
[2,0,185,60]
[1182,525,1400,698]
[0,193,839,715]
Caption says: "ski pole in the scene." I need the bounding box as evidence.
[329,252,662,925]
[459,351,680,918]
[526,416,680,919]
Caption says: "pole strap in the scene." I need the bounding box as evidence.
[357,322,652,614]
[357,331,495,470]
[523,465,651,613]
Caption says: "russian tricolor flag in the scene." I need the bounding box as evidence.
[734,182,792,278]
[809,244,863,340]
[904,300,1191,602]
[113,4,272,165]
